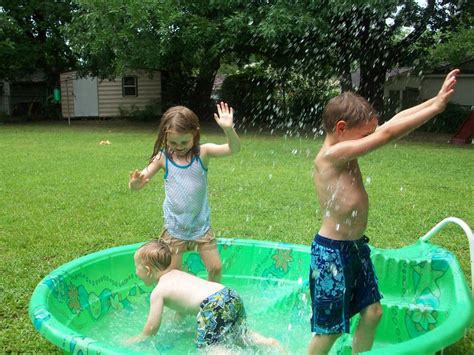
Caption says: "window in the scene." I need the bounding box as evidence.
[122,76,137,96]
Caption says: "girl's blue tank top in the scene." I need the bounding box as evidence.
[163,152,210,240]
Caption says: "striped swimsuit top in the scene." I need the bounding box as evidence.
[162,152,210,240]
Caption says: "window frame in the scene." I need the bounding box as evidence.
[122,76,138,97]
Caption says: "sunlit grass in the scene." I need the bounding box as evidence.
[0,120,472,353]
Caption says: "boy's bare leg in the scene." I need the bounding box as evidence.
[308,333,341,355]
[352,302,382,354]
[199,247,222,282]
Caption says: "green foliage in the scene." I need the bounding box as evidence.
[0,1,77,82]
[118,104,161,122]
[219,63,339,131]
[425,26,474,68]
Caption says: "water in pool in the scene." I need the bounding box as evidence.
[81,276,313,353]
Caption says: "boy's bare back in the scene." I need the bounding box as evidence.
[153,270,224,314]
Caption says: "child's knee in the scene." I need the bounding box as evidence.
[207,260,222,274]
[362,303,383,325]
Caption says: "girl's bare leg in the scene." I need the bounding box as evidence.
[199,247,222,282]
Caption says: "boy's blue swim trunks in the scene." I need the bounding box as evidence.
[196,287,247,347]
[309,234,382,334]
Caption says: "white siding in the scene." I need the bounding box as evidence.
[98,71,161,117]
[421,74,474,106]
[384,74,421,97]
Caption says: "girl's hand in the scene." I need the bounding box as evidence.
[214,102,234,130]
[129,169,149,190]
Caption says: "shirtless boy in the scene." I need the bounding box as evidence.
[309,69,459,354]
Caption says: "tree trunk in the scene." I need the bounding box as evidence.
[189,56,221,120]
[358,62,387,118]
[339,59,353,92]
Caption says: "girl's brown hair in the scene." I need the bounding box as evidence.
[322,92,378,133]
[136,239,171,270]
[149,106,200,163]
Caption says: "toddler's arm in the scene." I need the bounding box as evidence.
[124,290,164,344]
[128,154,164,190]
[201,102,241,159]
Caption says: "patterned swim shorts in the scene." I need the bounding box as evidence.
[309,234,383,334]
[195,287,247,348]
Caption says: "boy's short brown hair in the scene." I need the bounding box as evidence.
[136,239,171,270]
[322,92,378,133]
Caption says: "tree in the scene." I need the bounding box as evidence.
[66,0,260,119]
[424,25,474,68]
[0,1,77,85]
[249,0,467,116]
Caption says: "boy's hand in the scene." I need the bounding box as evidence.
[129,169,149,190]
[434,69,459,112]
[214,101,234,130]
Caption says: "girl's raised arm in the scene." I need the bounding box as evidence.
[201,102,241,159]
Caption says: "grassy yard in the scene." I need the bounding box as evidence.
[0,120,472,353]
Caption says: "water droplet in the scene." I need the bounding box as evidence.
[366,176,372,184]
[288,324,292,331]
[351,210,358,217]
[336,224,340,231]
[268,174,273,180]
[297,277,303,285]
[400,186,404,192]
[291,149,298,155]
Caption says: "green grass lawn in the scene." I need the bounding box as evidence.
[0,120,472,353]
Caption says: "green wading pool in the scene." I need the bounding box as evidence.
[30,217,473,354]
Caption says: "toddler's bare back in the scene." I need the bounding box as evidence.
[156,270,225,314]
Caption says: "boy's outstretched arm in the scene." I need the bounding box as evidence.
[381,69,460,126]
[325,69,459,164]
[201,102,241,159]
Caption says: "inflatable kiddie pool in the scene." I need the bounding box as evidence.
[30,217,473,354]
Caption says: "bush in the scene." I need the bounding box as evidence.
[419,103,471,133]
[218,64,339,133]
[118,104,161,121]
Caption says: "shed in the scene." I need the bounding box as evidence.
[59,70,161,119]
[0,72,47,116]
[384,58,474,112]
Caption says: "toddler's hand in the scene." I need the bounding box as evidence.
[129,169,149,190]
[214,101,234,130]
[123,334,147,345]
